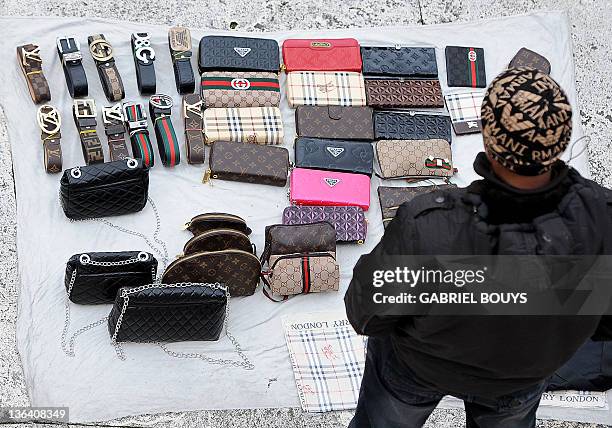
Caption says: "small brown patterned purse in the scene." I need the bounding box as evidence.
[376,139,454,180]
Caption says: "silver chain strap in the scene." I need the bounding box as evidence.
[61,255,156,357]
[110,283,254,370]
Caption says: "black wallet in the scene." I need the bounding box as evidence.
[294,137,374,176]
[361,46,438,77]
[65,251,157,304]
[445,46,487,88]
[59,158,149,220]
[198,36,280,72]
[373,111,452,143]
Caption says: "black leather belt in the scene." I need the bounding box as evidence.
[123,102,155,167]
[36,105,62,173]
[57,36,88,98]
[149,94,180,167]
[73,99,104,164]
[168,26,195,94]
[88,34,125,102]
[182,94,205,164]
[102,103,130,161]
[131,33,156,95]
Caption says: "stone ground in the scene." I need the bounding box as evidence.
[0,0,611,427]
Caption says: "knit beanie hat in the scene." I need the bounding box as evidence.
[481,67,572,176]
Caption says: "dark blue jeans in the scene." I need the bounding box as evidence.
[349,337,547,428]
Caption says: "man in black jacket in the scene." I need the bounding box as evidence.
[345,68,612,427]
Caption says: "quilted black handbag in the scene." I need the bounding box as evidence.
[373,111,452,143]
[60,158,149,220]
[65,252,157,304]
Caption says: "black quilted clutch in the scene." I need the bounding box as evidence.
[294,137,374,176]
[65,251,157,304]
[59,158,149,220]
[198,36,280,72]
[373,111,452,143]
[107,283,227,343]
[361,46,438,77]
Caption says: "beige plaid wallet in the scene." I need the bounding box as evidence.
[286,71,366,108]
[203,107,284,145]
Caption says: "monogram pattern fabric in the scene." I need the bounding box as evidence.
[182,94,205,164]
[198,36,280,72]
[204,107,284,145]
[295,106,374,140]
[509,48,551,74]
[445,46,487,88]
[376,139,453,179]
[186,213,252,236]
[209,140,289,186]
[282,205,367,243]
[201,71,281,108]
[17,44,51,104]
[365,79,443,108]
[267,254,340,296]
[374,111,452,142]
[183,230,253,255]
[286,71,366,107]
[161,251,261,297]
[377,184,457,227]
[263,222,337,262]
[360,46,438,77]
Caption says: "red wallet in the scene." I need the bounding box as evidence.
[282,38,362,72]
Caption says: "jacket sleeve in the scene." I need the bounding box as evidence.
[592,317,612,341]
[344,204,416,336]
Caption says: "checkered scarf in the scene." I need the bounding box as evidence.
[203,107,284,145]
[283,313,366,412]
[286,71,366,107]
[481,67,572,175]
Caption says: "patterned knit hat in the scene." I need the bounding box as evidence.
[481,67,572,176]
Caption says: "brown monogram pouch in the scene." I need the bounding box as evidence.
[376,139,453,180]
[261,222,336,262]
[378,184,456,228]
[365,79,443,108]
[185,213,252,236]
[266,252,339,296]
[295,106,374,140]
[183,229,254,255]
[162,250,261,296]
[205,140,289,187]
[201,71,281,108]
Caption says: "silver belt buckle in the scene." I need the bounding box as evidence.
[73,99,97,119]
[123,102,148,130]
[57,36,82,64]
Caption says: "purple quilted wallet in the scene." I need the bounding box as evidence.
[282,205,367,243]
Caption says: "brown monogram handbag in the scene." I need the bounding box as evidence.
[185,213,252,236]
[376,139,454,180]
[183,229,254,255]
[378,184,457,227]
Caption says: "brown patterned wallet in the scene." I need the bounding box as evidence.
[376,139,453,180]
[365,79,443,108]
[378,184,456,227]
[201,71,281,108]
[206,140,289,186]
[295,106,374,140]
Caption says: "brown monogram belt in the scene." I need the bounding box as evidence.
[102,103,130,161]
[88,34,125,102]
[73,99,105,164]
[17,44,51,104]
[182,94,205,164]
[36,105,62,173]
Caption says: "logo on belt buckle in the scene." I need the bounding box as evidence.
[132,33,156,64]
[102,103,124,124]
[56,36,80,54]
[230,78,251,90]
[149,94,173,109]
[73,99,97,118]
[89,38,114,62]
[37,105,61,134]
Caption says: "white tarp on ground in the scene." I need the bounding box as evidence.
[0,11,608,424]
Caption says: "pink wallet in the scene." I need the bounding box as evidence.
[289,168,371,210]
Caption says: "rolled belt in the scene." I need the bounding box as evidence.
[149,94,180,167]
[102,103,130,161]
[57,36,88,98]
[131,32,156,95]
[123,102,155,168]
[73,99,104,164]
[17,44,51,104]
[182,94,205,164]
[36,105,62,173]
[168,26,195,94]
[88,34,125,102]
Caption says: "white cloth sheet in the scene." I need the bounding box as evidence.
[0,11,608,424]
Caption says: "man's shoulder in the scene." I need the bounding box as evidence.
[399,186,469,220]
